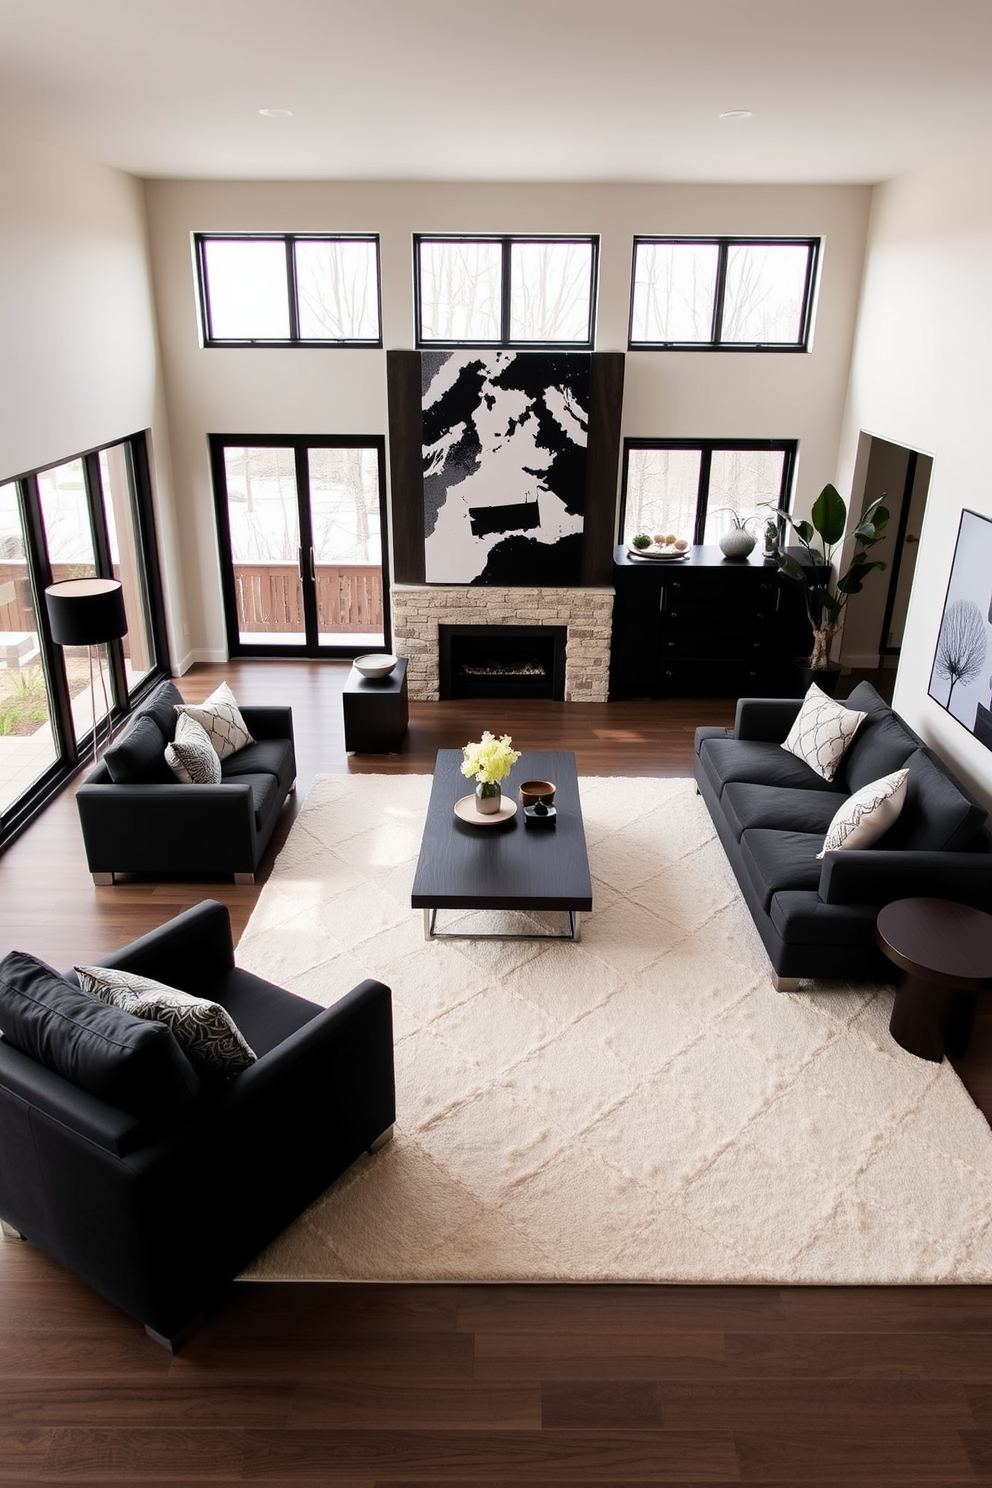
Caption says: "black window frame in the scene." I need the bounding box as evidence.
[194,232,383,348]
[0,430,170,851]
[413,233,600,349]
[627,237,820,352]
[618,438,798,548]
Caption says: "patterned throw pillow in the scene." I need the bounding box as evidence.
[164,712,222,784]
[817,768,909,859]
[175,681,253,761]
[75,965,257,1075]
[782,684,867,783]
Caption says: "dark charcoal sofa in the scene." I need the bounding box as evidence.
[76,679,296,884]
[694,681,992,989]
[0,900,395,1348]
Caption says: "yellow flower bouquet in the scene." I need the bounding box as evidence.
[461,731,521,813]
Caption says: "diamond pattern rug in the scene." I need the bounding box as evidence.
[237,773,992,1284]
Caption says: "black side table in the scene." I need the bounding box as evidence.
[876,897,992,1062]
[343,658,409,754]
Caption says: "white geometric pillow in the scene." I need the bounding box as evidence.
[817,768,909,859]
[164,712,222,784]
[175,681,253,761]
[75,965,257,1074]
[782,684,867,783]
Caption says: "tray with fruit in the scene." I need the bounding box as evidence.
[627,532,691,561]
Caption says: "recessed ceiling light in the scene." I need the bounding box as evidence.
[258,107,293,118]
[719,109,754,121]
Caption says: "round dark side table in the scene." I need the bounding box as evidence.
[876,897,992,1063]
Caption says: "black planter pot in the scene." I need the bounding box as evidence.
[794,659,843,696]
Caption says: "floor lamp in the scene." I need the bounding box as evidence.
[44,577,128,763]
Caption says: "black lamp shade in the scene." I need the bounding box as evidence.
[45,578,128,647]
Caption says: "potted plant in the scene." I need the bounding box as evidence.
[776,482,889,689]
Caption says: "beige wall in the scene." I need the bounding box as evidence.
[0,129,187,667]
[837,147,992,807]
[143,178,872,660]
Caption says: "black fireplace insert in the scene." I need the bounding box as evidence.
[438,624,567,700]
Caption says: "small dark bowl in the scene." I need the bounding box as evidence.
[520,778,556,808]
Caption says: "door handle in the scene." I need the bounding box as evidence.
[309,547,316,582]
[905,533,919,544]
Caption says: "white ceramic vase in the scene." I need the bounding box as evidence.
[719,528,757,560]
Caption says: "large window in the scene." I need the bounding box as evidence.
[629,238,819,350]
[414,235,599,347]
[619,440,797,548]
[195,234,382,347]
[0,433,167,848]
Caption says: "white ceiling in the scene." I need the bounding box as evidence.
[1,0,991,185]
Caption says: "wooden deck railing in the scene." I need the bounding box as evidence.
[235,563,384,635]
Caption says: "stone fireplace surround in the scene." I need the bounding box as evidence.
[391,585,614,703]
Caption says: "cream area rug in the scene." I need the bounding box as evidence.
[237,773,992,1285]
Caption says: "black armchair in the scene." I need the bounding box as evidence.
[0,900,395,1349]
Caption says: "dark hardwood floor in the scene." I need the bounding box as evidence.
[2,659,992,1487]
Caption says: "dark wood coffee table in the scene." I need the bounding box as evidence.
[411,749,593,941]
[876,897,992,1062]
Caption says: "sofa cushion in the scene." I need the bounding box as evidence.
[141,679,186,744]
[782,684,866,783]
[723,783,842,841]
[839,708,917,794]
[176,681,254,762]
[739,829,824,911]
[769,891,885,947]
[699,735,841,798]
[0,951,201,1121]
[165,712,223,785]
[75,965,257,1075]
[221,737,294,782]
[236,772,284,830]
[817,769,909,858]
[883,747,988,851]
[104,712,174,785]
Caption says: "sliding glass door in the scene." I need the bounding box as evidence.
[210,435,389,657]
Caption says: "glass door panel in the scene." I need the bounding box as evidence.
[222,446,305,649]
[307,446,384,647]
[0,481,58,816]
[37,458,109,749]
[99,444,155,692]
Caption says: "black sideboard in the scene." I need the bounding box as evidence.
[609,545,812,699]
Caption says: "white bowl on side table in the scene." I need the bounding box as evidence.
[353,653,398,680]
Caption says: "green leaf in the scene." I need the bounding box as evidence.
[792,520,815,545]
[810,483,847,545]
[777,553,806,584]
[837,560,886,595]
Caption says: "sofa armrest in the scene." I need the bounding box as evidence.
[734,697,803,742]
[241,706,294,745]
[76,780,259,873]
[818,848,992,908]
[94,900,236,984]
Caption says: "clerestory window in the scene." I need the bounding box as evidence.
[194,233,382,347]
[414,234,599,348]
[628,237,820,351]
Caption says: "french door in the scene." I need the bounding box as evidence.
[209,435,390,658]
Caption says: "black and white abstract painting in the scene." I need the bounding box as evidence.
[421,351,590,584]
[928,508,992,751]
